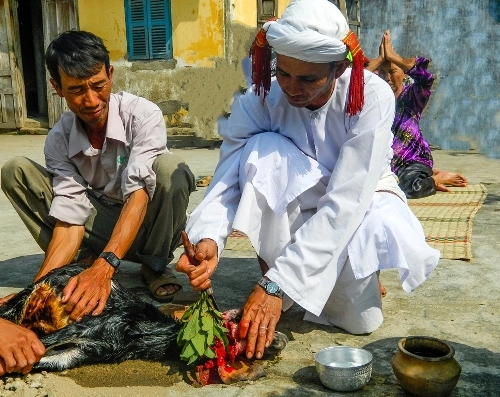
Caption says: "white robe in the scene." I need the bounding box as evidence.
[187,69,440,318]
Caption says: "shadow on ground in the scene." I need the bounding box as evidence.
[0,254,43,287]
[266,337,500,397]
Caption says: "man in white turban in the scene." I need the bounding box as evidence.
[176,0,439,360]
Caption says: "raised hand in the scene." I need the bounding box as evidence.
[378,30,386,59]
[383,30,399,63]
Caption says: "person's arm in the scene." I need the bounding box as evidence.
[0,318,45,375]
[382,30,416,72]
[365,56,384,72]
[62,187,149,321]
[46,99,164,321]
[34,221,84,281]
[185,85,273,258]
[177,88,276,358]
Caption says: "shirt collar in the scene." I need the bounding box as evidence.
[67,94,125,157]
[105,94,126,143]
[68,116,91,158]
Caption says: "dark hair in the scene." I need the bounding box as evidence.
[45,30,110,87]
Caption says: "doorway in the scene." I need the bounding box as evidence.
[17,0,48,119]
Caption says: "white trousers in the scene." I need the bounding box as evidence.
[233,185,383,334]
[189,132,438,334]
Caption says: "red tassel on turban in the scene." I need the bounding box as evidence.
[341,30,365,116]
[249,19,276,100]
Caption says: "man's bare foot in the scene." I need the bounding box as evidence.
[141,265,182,302]
[376,271,387,298]
[432,169,468,191]
[378,280,387,298]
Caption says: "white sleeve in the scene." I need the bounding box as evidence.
[266,87,396,316]
[186,89,272,256]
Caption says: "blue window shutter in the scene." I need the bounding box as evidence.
[125,0,172,60]
[148,0,172,59]
[126,0,149,59]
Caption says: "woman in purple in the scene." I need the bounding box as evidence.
[367,30,467,199]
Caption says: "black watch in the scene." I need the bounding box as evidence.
[258,277,284,298]
[99,252,121,270]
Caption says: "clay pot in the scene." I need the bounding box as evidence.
[391,336,461,397]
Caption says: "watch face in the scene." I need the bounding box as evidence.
[266,282,279,294]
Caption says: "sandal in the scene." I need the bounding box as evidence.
[141,265,183,302]
[196,175,212,187]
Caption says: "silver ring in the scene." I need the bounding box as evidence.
[259,326,268,329]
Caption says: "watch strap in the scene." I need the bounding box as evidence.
[258,277,284,298]
[99,251,121,270]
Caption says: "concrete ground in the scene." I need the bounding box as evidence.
[0,134,499,396]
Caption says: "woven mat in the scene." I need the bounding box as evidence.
[226,184,488,261]
[408,184,487,261]
[225,230,254,252]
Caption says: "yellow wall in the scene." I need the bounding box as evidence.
[171,0,224,66]
[79,0,224,66]
[233,0,257,27]
[78,1,292,65]
[78,0,127,60]
[232,0,292,28]
[77,0,292,65]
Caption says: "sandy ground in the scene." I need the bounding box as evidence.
[1,136,500,396]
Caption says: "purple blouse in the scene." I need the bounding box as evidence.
[391,57,434,173]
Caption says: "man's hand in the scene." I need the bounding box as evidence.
[238,285,282,360]
[0,318,45,375]
[175,238,218,291]
[62,259,115,321]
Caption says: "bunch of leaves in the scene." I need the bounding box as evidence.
[177,290,229,364]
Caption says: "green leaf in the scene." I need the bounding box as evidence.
[201,315,214,331]
[176,327,184,345]
[177,290,229,364]
[180,340,196,362]
[191,333,207,356]
[206,326,214,347]
[180,304,194,322]
[213,326,229,347]
[181,310,199,341]
[187,353,199,365]
[204,346,216,358]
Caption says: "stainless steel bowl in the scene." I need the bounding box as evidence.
[314,346,373,391]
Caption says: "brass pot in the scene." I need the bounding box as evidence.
[391,336,461,397]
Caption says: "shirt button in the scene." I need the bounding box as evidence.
[311,112,318,119]
[110,174,115,178]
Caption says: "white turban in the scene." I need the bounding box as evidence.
[265,0,349,63]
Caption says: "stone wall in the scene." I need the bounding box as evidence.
[360,0,500,158]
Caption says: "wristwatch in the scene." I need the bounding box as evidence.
[258,277,284,298]
[99,252,121,270]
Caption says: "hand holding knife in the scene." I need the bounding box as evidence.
[180,231,219,310]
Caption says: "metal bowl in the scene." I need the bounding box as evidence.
[314,346,373,391]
